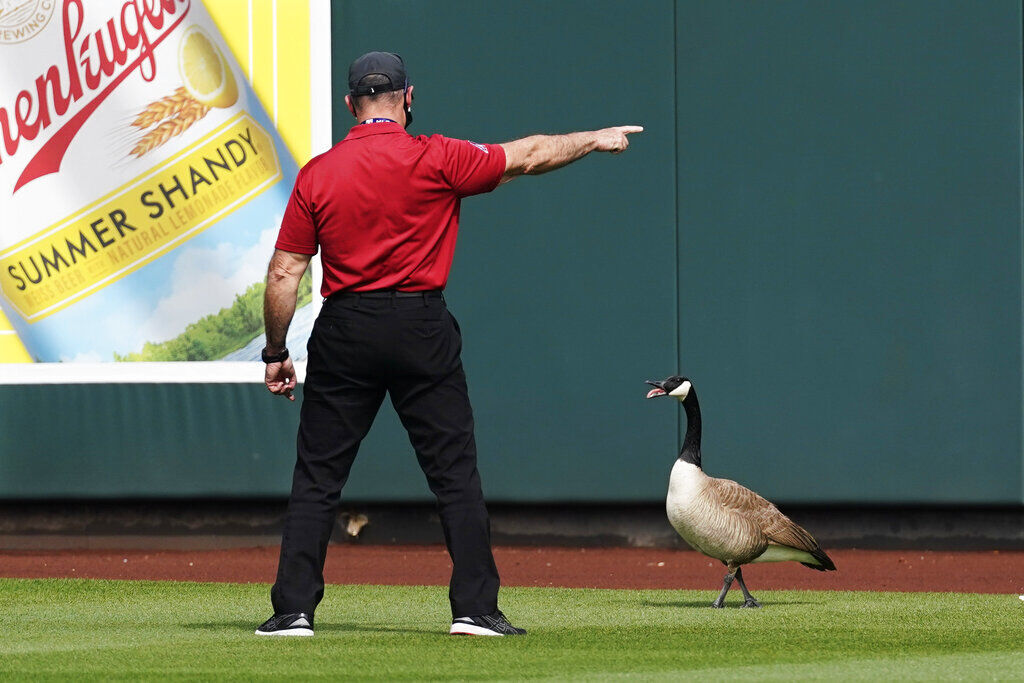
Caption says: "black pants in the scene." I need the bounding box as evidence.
[270,292,500,618]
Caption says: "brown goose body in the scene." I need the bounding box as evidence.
[666,459,834,570]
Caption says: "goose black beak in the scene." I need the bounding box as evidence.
[645,380,667,399]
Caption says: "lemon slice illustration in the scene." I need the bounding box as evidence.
[178,25,238,109]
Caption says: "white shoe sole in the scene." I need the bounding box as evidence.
[449,622,504,636]
[254,628,314,637]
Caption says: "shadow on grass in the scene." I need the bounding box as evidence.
[641,599,812,608]
[185,621,437,635]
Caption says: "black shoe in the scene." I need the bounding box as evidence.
[450,610,526,636]
[255,612,314,637]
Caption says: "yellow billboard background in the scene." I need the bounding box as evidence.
[0,0,315,363]
[209,0,314,166]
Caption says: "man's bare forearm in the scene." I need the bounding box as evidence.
[503,132,599,176]
[499,125,642,183]
[263,249,311,352]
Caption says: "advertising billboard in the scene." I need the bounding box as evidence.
[0,0,330,382]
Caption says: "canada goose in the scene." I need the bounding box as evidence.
[645,375,836,608]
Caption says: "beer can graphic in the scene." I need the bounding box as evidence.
[0,0,310,362]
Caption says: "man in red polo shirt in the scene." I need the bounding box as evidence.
[256,52,641,637]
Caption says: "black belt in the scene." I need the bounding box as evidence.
[326,289,444,300]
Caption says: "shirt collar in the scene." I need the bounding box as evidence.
[344,122,408,140]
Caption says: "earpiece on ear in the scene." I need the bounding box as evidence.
[403,87,414,128]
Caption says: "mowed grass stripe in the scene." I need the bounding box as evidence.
[0,579,1021,680]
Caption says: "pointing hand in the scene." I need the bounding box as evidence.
[594,125,644,154]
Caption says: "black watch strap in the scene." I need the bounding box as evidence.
[261,347,289,363]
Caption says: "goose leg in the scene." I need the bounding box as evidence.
[735,567,761,608]
[711,569,736,608]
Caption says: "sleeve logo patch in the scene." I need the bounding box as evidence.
[467,141,489,153]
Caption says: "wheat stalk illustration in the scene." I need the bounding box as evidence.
[128,90,210,158]
[131,87,191,128]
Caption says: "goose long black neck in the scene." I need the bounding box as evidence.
[679,388,702,468]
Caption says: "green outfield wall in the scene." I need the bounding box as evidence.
[1,0,1021,503]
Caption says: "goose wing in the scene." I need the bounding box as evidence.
[712,477,836,570]
[712,478,822,552]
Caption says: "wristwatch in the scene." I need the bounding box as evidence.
[261,347,289,363]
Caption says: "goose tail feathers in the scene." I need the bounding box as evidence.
[801,547,837,571]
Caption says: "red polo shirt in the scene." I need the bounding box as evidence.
[276,122,506,295]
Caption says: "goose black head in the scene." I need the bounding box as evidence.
[645,375,692,401]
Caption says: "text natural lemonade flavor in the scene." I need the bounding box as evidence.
[0,0,304,362]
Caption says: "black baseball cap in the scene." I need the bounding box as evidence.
[348,52,409,96]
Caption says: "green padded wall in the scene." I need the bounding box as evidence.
[0,384,299,497]
[1,0,1021,504]
[675,0,1023,503]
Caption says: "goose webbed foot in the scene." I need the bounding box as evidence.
[739,597,761,608]
[710,598,726,608]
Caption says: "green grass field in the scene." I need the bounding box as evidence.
[1,578,1022,680]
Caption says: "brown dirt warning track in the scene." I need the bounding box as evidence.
[1,546,1022,594]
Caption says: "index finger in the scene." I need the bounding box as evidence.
[617,125,644,135]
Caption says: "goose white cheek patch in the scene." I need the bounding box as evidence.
[646,388,667,399]
[670,381,691,399]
